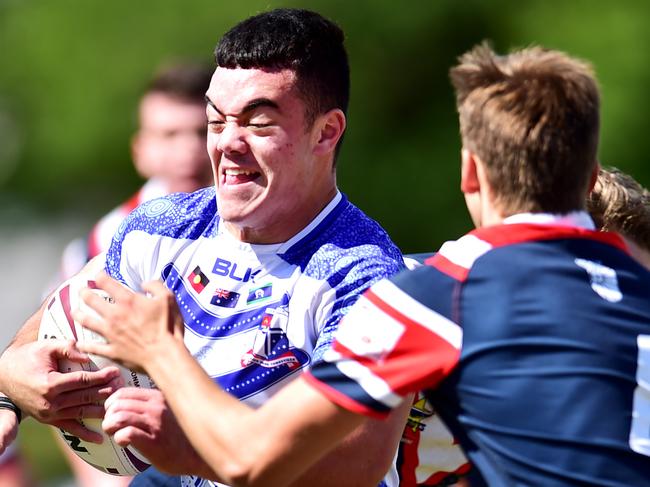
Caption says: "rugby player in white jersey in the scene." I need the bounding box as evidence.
[0,8,411,487]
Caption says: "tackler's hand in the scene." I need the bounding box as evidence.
[0,339,122,442]
[73,272,185,374]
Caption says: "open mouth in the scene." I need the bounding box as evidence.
[222,168,261,185]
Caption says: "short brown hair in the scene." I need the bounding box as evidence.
[587,167,650,252]
[146,61,214,103]
[450,42,600,214]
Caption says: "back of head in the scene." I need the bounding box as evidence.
[214,8,349,125]
[450,42,600,215]
[587,167,650,253]
[146,61,214,104]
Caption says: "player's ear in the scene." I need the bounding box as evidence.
[460,148,481,194]
[312,109,346,157]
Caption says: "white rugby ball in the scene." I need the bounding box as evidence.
[39,271,154,476]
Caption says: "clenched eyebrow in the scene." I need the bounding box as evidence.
[205,95,280,117]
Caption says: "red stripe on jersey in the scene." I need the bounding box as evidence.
[399,423,420,487]
[87,189,144,260]
[58,284,78,341]
[425,253,469,282]
[302,372,388,420]
[123,190,143,213]
[425,463,472,486]
[333,289,460,396]
[472,224,628,253]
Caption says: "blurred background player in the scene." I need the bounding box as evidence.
[0,440,34,487]
[587,166,650,269]
[57,60,213,281]
[55,60,213,487]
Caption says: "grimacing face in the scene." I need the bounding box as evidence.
[205,67,338,244]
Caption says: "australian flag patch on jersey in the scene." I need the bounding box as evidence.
[210,288,240,308]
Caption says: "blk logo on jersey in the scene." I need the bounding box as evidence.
[212,257,253,282]
[187,266,209,293]
[210,288,240,308]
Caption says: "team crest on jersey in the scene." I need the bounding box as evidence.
[240,305,300,369]
[575,258,623,303]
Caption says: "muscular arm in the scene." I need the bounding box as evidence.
[144,338,373,487]
[287,395,411,487]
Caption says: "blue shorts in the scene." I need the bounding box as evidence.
[130,467,180,487]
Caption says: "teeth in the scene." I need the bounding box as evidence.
[224,168,256,176]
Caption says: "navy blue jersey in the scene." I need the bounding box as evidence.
[307,212,650,486]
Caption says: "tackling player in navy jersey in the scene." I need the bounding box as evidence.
[67,42,650,486]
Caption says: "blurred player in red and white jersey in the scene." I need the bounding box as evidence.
[0,442,34,487]
[55,61,213,487]
[58,61,213,280]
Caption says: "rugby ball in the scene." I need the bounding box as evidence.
[38,271,154,476]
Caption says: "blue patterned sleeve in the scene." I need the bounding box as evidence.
[310,245,404,364]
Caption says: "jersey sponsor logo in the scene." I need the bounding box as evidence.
[187,266,210,293]
[59,429,88,453]
[212,257,254,282]
[575,258,622,302]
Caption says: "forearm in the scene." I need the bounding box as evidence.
[146,337,259,483]
[287,395,412,487]
[146,337,364,487]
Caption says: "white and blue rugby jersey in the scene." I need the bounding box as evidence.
[105,187,404,487]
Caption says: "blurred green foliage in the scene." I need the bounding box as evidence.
[1,0,649,254]
[18,419,71,484]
